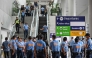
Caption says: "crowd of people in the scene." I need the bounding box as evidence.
[2,33,92,58]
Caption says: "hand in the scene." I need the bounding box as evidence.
[64,52,66,55]
[12,52,14,55]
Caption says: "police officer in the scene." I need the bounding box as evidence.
[40,25,48,40]
[13,17,20,33]
[72,37,81,58]
[2,37,10,58]
[78,37,84,58]
[69,37,75,58]
[35,35,47,58]
[85,33,92,58]
[50,35,60,58]
[11,36,17,58]
[23,23,30,39]
[61,37,68,58]
[26,36,35,58]
[17,37,25,58]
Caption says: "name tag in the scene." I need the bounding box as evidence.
[37,43,42,46]
[28,44,34,46]
[54,42,58,46]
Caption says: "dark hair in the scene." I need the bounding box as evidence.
[37,35,43,39]
[33,37,36,39]
[63,37,67,41]
[75,38,79,43]
[12,35,16,39]
[52,35,56,39]
[28,36,32,40]
[85,33,90,36]
[5,37,8,40]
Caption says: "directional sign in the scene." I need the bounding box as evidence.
[56,16,85,36]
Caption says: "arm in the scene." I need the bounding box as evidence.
[40,28,44,30]
[44,47,47,58]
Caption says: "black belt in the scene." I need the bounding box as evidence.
[36,50,44,54]
[52,51,59,54]
[73,52,81,55]
[27,50,33,52]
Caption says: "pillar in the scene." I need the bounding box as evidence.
[0,18,1,58]
[68,0,76,16]
[88,0,92,37]
[61,0,67,16]
[67,0,76,58]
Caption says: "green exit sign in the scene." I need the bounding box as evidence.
[56,26,70,36]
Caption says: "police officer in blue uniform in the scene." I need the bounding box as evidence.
[17,37,25,58]
[61,37,68,58]
[78,37,84,58]
[50,35,60,58]
[2,37,10,58]
[72,37,81,58]
[26,36,35,58]
[69,37,75,58]
[11,36,17,58]
[85,33,92,58]
[35,35,47,58]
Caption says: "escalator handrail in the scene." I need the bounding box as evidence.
[35,8,39,37]
[30,9,35,36]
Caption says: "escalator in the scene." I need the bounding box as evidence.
[15,16,33,39]
[38,16,47,34]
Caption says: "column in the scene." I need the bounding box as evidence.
[88,0,92,37]
[0,18,1,58]
[68,0,76,16]
[61,0,67,16]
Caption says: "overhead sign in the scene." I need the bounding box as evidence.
[56,16,85,36]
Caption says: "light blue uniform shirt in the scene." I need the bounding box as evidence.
[43,25,48,32]
[41,7,45,11]
[17,41,24,50]
[69,40,75,46]
[21,12,25,16]
[24,24,29,30]
[35,40,46,51]
[87,39,92,50]
[50,40,60,51]
[61,41,68,52]
[2,41,10,51]
[26,6,29,10]
[72,43,81,53]
[26,40,34,50]
[12,40,17,50]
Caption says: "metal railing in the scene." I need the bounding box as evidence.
[35,8,39,37]
[30,8,39,37]
[30,9,35,37]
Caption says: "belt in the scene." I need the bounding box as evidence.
[52,51,59,54]
[36,50,44,54]
[27,50,33,52]
[73,52,81,55]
